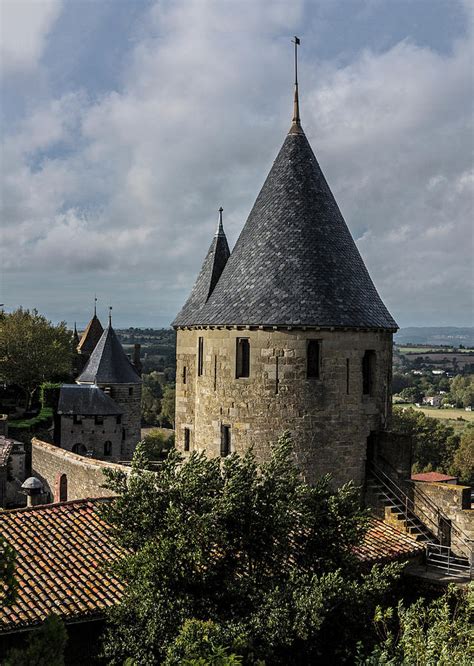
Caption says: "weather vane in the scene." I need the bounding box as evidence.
[291,36,301,126]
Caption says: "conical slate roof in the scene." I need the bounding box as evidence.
[173,210,230,326]
[77,314,103,354]
[173,123,397,330]
[77,325,141,384]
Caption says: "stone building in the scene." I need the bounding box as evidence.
[75,319,142,459]
[173,75,397,487]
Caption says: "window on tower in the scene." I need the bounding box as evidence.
[236,338,250,378]
[362,350,376,396]
[104,441,112,456]
[307,340,321,378]
[221,425,231,457]
[197,337,204,376]
[184,427,190,452]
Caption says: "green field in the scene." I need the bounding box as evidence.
[396,345,474,354]
[395,403,474,424]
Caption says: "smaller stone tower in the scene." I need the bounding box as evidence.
[76,312,142,459]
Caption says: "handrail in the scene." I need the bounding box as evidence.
[377,456,473,550]
[369,461,439,539]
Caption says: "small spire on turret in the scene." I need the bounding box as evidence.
[108,306,113,326]
[216,207,225,236]
[94,294,98,317]
[289,36,304,135]
[73,322,80,345]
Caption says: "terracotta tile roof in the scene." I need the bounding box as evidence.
[0,498,125,633]
[354,518,425,564]
[411,472,458,483]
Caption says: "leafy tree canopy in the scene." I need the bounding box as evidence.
[100,434,402,664]
[0,308,72,408]
[359,583,473,665]
[449,424,474,483]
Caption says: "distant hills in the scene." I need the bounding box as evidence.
[395,327,474,347]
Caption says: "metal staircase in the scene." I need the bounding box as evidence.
[367,461,473,579]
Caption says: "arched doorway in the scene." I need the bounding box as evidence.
[72,443,87,456]
[54,473,68,502]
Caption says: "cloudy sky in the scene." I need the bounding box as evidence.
[1,0,473,329]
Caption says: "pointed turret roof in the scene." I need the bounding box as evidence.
[173,208,230,326]
[77,313,104,355]
[77,324,141,384]
[173,87,397,330]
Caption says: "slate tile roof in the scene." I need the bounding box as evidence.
[354,518,425,563]
[77,325,141,385]
[77,314,104,355]
[0,499,125,633]
[174,213,230,325]
[57,384,123,416]
[173,124,397,329]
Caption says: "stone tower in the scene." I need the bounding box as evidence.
[172,62,397,487]
[76,317,142,459]
[74,308,104,377]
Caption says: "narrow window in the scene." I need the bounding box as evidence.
[275,355,279,394]
[128,387,133,396]
[214,355,217,391]
[236,338,250,378]
[184,427,190,452]
[221,425,231,457]
[104,441,112,456]
[116,414,122,425]
[122,428,126,441]
[95,415,104,426]
[197,337,204,376]
[73,414,82,425]
[307,340,320,378]
[346,359,350,394]
[182,365,187,385]
[362,350,376,396]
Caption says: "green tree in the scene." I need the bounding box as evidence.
[100,435,401,664]
[139,430,174,461]
[164,619,244,665]
[0,308,72,409]
[447,375,474,408]
[449,425,474,483]
[4,614,67,666]
[392,407,457,471]
[159,385,176,428]
[359,583,473,665]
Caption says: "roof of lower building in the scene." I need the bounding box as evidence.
[0,499,125,633]
[77,313,104,355]
[0,501,423,633]
[173,112,397,329]
[57,385,123,416]
[411,472,458,483]
[353,517,425,563]
[77,324,141,385]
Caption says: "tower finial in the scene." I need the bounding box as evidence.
[290,36,303,134]
[94,294,97,317]
[108,306,112,326]
[216,207,224,235]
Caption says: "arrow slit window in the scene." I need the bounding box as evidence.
[236,338,250,378]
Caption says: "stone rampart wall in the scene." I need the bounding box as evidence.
[31,438,129,502]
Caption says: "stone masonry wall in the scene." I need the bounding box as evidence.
[411,480,473,558]
[59,414,123,460]
[32,438,129,502]
[175,328,393,487]
[106,384,142,459]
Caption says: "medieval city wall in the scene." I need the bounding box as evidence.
[31,438,129,502]
[175,327,393,487]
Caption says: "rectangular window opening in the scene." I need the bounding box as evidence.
[182,365,187,385]
[214,355,217,391]
[362,350,376,396]
[236,338,250,378]
[197,337,204,377]
[346,359,350,394]
[184,427,190,452]
[95,415,104,426]
[221,425,231,457]
[307,340,321,379]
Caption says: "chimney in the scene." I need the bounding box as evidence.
[21,477,45,507]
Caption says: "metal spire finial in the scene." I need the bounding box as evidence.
[94,294,97,317]
[290,36,303,134]
[216,207,224,235]
[108,306,112,326]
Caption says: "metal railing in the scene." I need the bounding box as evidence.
[426,543,472,578]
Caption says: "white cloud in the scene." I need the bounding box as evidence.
[0,0,62,74]
[1,0,473,326]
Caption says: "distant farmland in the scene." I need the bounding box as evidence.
[395,404,474,424]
